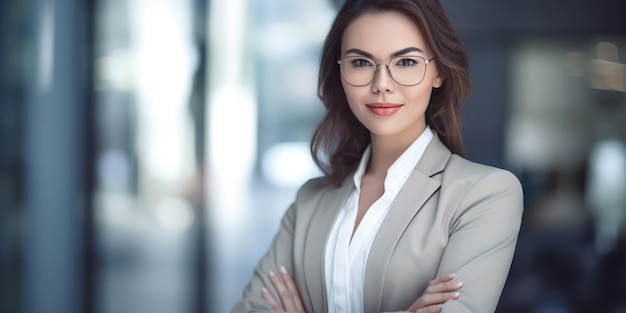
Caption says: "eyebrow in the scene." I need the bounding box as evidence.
[344,47,425,58]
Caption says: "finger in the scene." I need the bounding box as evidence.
[262,287,285,312]
[428,273,456,286]
[408,290,460,311]
[424,280,463,294]
[280,266,306,312]
[416,304,442,313]
[419,291,461,307]
[269,271,297,310]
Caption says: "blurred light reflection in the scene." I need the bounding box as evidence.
[262,142,321,187]
[36,0,54,92]
[130,0,196,185]
[587,124,626,254]
[96,50,135,91]
[590,41,626,92]
[156,197,195,233]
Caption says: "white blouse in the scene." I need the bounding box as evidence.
[323,127,434,313]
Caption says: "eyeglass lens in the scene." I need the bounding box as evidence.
[339,56,429,86]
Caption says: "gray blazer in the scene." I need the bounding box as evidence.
[231,135,524,313]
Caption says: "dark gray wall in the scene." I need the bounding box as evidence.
[442,0,626,167]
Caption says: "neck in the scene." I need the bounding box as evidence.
[366,126,426,176]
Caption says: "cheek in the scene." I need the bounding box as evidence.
[341,80,355,99]
[341,84,363,107]
[411,83,435,101]
[345,95,360,116]
[402,87,434,113]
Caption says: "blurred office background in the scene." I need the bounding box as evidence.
[1,0,626,312]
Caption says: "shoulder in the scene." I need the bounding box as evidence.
[286,176,349,225]
[427,155,525,239]
[439,155,524,223]
[442,154,523,194]
[293,176,335,204]
[297,176,332,194]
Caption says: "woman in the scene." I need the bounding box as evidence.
[231,0,523,312]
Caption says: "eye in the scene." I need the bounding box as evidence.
[395,57,419,67]
[350,58,373,68]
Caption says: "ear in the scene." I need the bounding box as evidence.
[433,75,444,88]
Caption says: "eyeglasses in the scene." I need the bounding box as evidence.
[337,55,435,87]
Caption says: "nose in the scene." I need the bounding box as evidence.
[371,64,395,93]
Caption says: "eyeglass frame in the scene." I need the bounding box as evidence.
[337,55,436,87]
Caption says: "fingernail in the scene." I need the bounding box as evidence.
[452,292,461,298]
[449,273,457,278]
[261,287,269,294]
[456,281,464,287]
[268,270,276,277]
[280,266,288,274]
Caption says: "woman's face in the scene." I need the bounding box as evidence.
[340,11,442,143]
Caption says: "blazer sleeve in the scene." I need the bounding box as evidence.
[230,201,298,313]
[437,168,523,313]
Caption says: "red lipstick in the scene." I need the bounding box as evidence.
[366,102,403,116]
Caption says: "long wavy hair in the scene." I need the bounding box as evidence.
[311,0,470,186]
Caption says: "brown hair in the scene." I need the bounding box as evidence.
[311,0,470,186]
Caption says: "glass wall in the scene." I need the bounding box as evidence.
[94,0,206,312]
[206,0,334,311]
[91,0,336,311]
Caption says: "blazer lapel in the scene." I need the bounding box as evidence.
[302,178,353,313]
[363,135,451,312]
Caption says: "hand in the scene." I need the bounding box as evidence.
[404,273,463,313]
[262,266,307,313]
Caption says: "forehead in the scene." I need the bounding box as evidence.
[341,11,430,57]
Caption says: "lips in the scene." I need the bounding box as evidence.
[366,102,403,116]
